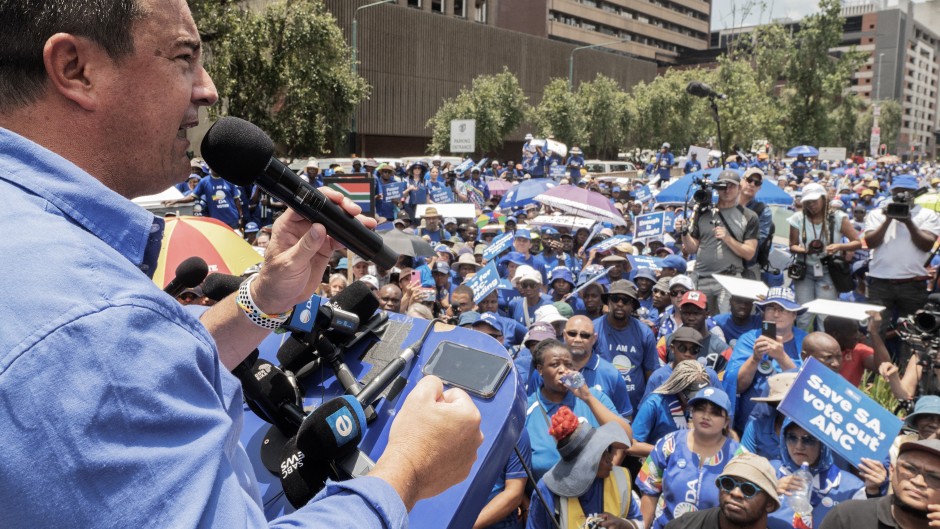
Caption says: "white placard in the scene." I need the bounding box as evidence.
[686,145,712,163]
[416,203,476,219]
[801,299,886,321]
[712,274,769,300]
[818,147,847,161]
[450,119,476,153]
[528,215,597,229]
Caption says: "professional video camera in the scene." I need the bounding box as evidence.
[895,293,940,402]
[692,177,728,208]
[886,187,928,219]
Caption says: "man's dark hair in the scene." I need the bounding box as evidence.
[0,0,144,111]
[452,285,473,299]
[532,338,567,369]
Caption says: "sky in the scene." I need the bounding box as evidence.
[710,0,820,30]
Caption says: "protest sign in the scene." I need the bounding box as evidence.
[453,158,475,175]
[383,181,405,201]
[778,357,903,468]
[430,186,452,204]
[634,212,665,239]
[633,185,653,203]
[629,255,663,271]
[549,165,567,179]
[663,211,676,232]
[588,235,632,254]
[482,231,515,261]
[466,261,500,302]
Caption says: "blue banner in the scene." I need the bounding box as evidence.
[454,158,475,175]
[588,234,632,254]
[634,185,653,203]
[549,165,567,179]
[634,211,666,240]
[383,181,405,202]
[430,186,452,204]
[482,231,515,261]
[663,211,676,233]
[778,357,903,468]
[466,261,501,303]
[629,255,663,271]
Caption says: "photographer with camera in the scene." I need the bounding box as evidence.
[864,175,940,340]
[787,183,861,330]
[676,171,759,315]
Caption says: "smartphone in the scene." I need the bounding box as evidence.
[419,287,436,302]
[761,321,777,339]
[422,341,511,398]
[410,270,422,285]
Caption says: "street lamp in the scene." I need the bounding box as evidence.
[568,37,631,90]
[875,52,884,101]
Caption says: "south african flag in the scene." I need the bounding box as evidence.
[326,179,374,216]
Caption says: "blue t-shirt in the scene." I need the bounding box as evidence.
[525,388,618,483]
[192,175,241,228]
[0,128,407,529]
[740,408,780,460]
[481,429,531,529]
[525,354,634,419]
[592,315,661,411]
[566,155,585,180]
[712,312,763,349]
[722,328,807,433]
[683,160,702,174]
[509,294,554,326]
[527,479,642,529]
[642,365,721,400]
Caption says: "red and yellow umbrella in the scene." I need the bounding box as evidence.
[152,216,263,289]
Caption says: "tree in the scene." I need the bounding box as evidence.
[628,68,716,153]
[783,0,866,147]
[530,78,586,149]
[857,100,902,154]
[426,68,529,155]
[577,74,630,158]
[713,56,786,152]
[829,92,864,150]
[193,0,368,156]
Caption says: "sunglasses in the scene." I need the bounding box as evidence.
[669,290,689,297]
[746,177,763,186]
[896,459,940,488]
[785,434,819,447]
[608,294,632,305]
[716,476,763,498]
[519,281,540,289]
[178,293,198,302]
[674,342,700,354]
[565,330,593,339]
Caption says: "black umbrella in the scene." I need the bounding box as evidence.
[379,229,436,258]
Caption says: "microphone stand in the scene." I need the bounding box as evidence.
[708,95,726,170]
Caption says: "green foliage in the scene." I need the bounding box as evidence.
[530,78,586,149]
[629,68,716,151]
[862,374,904,420]
[192,0,367,156]
[426,67,530,155]
[829,92,864,150]
[857,100,903,153]
[577,74,630,158]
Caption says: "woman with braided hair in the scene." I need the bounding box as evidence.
[629,359,712,458]
[526,406,643,529]
[524,339,633,483]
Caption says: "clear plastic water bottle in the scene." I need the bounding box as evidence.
[560,371,585,390]
[789,462,814,529]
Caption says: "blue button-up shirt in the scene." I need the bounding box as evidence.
[0,128,406,528]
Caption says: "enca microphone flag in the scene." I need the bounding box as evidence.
[152,216,263,289]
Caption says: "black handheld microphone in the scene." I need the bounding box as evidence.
[163,256,209,297]
[202,272,244,302]
[686,81,727,100]
[200,117,400,269]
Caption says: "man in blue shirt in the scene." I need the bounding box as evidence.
[683,152,702,174]
[791,154,809,180]
[0,2,483,527]
[566,146,585,183]
[165,170,244,229]
[592,280,660,411]
[654,143,675,186]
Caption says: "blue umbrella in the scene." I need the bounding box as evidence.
[831,167,846,176]
[498,179,557,210]
[787,145,819,157]
[655,168,794,206]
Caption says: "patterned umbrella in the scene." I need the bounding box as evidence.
[497,179,557,210]
[486,179,513,197]
[533,185,626,226]
[152,216,262,289]
[786,145,819,157]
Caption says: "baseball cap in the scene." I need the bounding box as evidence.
[688,387,732,415]
[524,321,556,345]
[668,275,695,291]
[360,275,379,290]
[800,183,827,202]
[501,252,528,266]
[553,302,574,319]
[515,229,532,240]
[754,286,807,314]
[679,290,708,310]
[471,313,502,333]
[661,255,687,273]
[671,326,703,346]
[512,265,542,287]
[716,170,741,185]
[535,304,568,324]
[457,311,482,327]
[898,438,940,461]
[719,453,780,511]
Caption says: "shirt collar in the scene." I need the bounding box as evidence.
[877,495,898,527]
[0,127,162,276]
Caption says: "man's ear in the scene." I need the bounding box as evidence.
[42,34,107,111]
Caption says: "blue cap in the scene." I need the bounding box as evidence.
[501,251,528,266]
[434,244,449,253]
[688,387,732,414]
[549,267,575,286]
[633,268,657,283]
[541,226,559,236]
[457,311,481,327]
[754,286,806,314]
[612,186,621,193]
[514,229,531,240]
[244,221,260,234]
[472,312,502,332]
[661,255,687,273]
[433,262,451,274]
[891,174,920,191]
[336,258,349,270]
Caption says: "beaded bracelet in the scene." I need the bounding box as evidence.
[236,274,293,330]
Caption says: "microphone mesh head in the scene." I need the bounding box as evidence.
[329,281,380,325]
[175,256,209,288]
[200,116,275,186]
[202,273,244,301]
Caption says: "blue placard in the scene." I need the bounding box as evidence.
[663,211,676,233]
[778,357,903,468]
[634,211,665,240]
[634,185,653,203]
[482,231,515,261]
[454,158,475,175]
[383,181,405,201]
[430,187,451,204]
[629,255,663,271]
[588,234,632,253]
[549,165,567,179]
[466,261,501,303]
